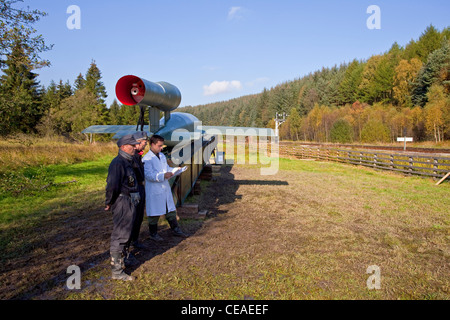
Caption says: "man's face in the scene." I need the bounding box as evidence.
[135,139,147,152]
[121,144,136,155]
[150,140,164,154]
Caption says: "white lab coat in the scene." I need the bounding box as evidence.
[142,151,176,217]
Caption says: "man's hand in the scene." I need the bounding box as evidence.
[105,205,111,211]
[164,172,174,180]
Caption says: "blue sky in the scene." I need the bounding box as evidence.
[26,0,450,108]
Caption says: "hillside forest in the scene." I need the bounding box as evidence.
[181,25,450,144]
[0,3,449,144]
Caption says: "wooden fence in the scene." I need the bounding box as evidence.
[280,145,450,179]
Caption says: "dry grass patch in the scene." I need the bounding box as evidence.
[0,135,117,173]
[66,158,449,300]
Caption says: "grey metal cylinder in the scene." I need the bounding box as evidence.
[116,75,181,112]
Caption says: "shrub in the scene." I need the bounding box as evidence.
[330,119,354,143]
[361,120,391,143]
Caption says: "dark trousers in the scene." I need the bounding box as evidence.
[130,185,145,244]
[147,210,177,226]
[110,195,137,254]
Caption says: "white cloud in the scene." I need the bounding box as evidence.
[228,6,243,20]
[203,80,243,96]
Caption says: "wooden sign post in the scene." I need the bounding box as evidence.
[397,137,413,151]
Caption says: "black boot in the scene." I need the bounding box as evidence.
[123,246,139,267]
[148,224,164,242]
[168,219,188,237]
[110,252,134,281]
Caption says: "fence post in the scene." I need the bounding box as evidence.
[390,154,394,169]
[408,156,414,175]
[433,158,438,176]
[374,153,377,168]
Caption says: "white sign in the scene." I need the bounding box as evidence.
[397,137,413,142]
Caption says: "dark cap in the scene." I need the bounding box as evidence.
[117,134,140,147]
[132,131,148,141]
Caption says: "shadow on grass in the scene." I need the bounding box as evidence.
[123,165,242,276]
[127,165,290,276]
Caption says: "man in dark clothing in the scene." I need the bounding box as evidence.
[129,131,148,250]
[105,134,140,281]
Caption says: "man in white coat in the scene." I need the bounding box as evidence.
[143,134,187,241]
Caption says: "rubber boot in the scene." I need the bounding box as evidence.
[110,252,134,281]
[123,246,139,267]
[148,224,164,242]
[168,219,188,237]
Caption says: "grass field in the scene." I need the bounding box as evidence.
[1,143,448,300]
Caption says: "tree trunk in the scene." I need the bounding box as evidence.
[434,123,437,143]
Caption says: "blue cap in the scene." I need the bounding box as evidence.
[132,131,148,141]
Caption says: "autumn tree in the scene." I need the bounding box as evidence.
[410,106,426,141]
[349,101,366,141]
[278,117,291,140]
[361,119,390,143]
[359,55,383,104]
[424,84,447,142]
[393,58,423,107]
